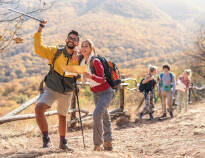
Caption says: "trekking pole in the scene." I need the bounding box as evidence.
[74,80,86,149]
[136,91,149,113]
[136,96,145,112]
[8,8,44,22]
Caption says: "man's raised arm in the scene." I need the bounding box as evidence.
[34,20,57,61]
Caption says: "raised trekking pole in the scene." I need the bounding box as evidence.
[8,8,44,22]
[74,78,86,149]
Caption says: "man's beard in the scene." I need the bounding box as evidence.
[66,42,75,49]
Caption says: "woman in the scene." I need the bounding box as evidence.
[80,40,114,151]
[176,69,191,112]
[139,65,157,120]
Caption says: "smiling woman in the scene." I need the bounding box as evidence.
[80,39,114,151]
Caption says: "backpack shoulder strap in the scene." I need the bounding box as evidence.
[89,56,97,74]
[52,47,64,66]
[160,72,164,79]
[159,72,164,87]
[169,72,173,82]
[90,56,96,65]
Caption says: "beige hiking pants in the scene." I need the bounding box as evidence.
[176,91,188,112]
[161,91,173,114]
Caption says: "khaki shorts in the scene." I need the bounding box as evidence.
[37,87,73,116]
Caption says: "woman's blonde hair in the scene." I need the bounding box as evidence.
[82,39,96,55]
[184,69,192,78]
[148,64,157,73]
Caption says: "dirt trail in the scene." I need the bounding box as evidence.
[0,104,205,158]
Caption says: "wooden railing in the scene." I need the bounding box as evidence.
[1,78,202,126]
[0,78,136,126]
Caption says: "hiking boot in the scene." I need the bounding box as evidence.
[139,112,143,120]
[104,141,113,151]
[43,136,50,148]
[94,145,101,151]
[59,138,73,151]
[161,113,167,118]
[170,112,173,118]
[149,113,154,120]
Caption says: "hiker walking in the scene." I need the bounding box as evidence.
[176,69,191,112]
[139,65,157,120]
[34,20,80,150]
[158,65,176,118]
[80,40,114,151]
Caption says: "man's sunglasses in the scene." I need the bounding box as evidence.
[67,36,79,42]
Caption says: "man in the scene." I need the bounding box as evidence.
[158,65,176,118]
[34,20,80,150]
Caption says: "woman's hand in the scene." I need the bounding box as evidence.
[83,72,92,79]
[80,48,86,57]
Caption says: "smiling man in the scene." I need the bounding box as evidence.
[34,20,80,150]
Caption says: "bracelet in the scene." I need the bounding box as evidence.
[39,24,45,28]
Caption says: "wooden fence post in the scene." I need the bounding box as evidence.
[120,75,126,111]
[120,87,125,111]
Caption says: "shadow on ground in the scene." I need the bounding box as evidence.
[114,115,172,130]
[0,148,69,158]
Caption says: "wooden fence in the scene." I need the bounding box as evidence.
[0,77,134,126]
[0,78,204,126]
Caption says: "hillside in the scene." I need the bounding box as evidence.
[0,0,193,82]
[0,102,205,157]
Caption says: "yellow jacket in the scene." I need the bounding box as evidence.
[34,32,79,78]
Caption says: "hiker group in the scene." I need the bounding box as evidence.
[33,20,192,151]
[138,65,191,120]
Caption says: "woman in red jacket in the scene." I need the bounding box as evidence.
[81,40,114,151]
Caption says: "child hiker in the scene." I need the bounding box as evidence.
[158,65,176,118]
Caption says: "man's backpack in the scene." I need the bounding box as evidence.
[39,48,64,93]
[39,47,82,93]
[159,72,173,83]
[159,72,174,91]
[90,55,121,89]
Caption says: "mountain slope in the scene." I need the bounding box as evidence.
[0,0,191,82]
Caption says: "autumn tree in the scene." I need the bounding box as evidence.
[0,0,52,52]
[190,27,205,80]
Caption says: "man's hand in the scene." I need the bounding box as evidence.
[83,72,92,79]
[38,20,47,32]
